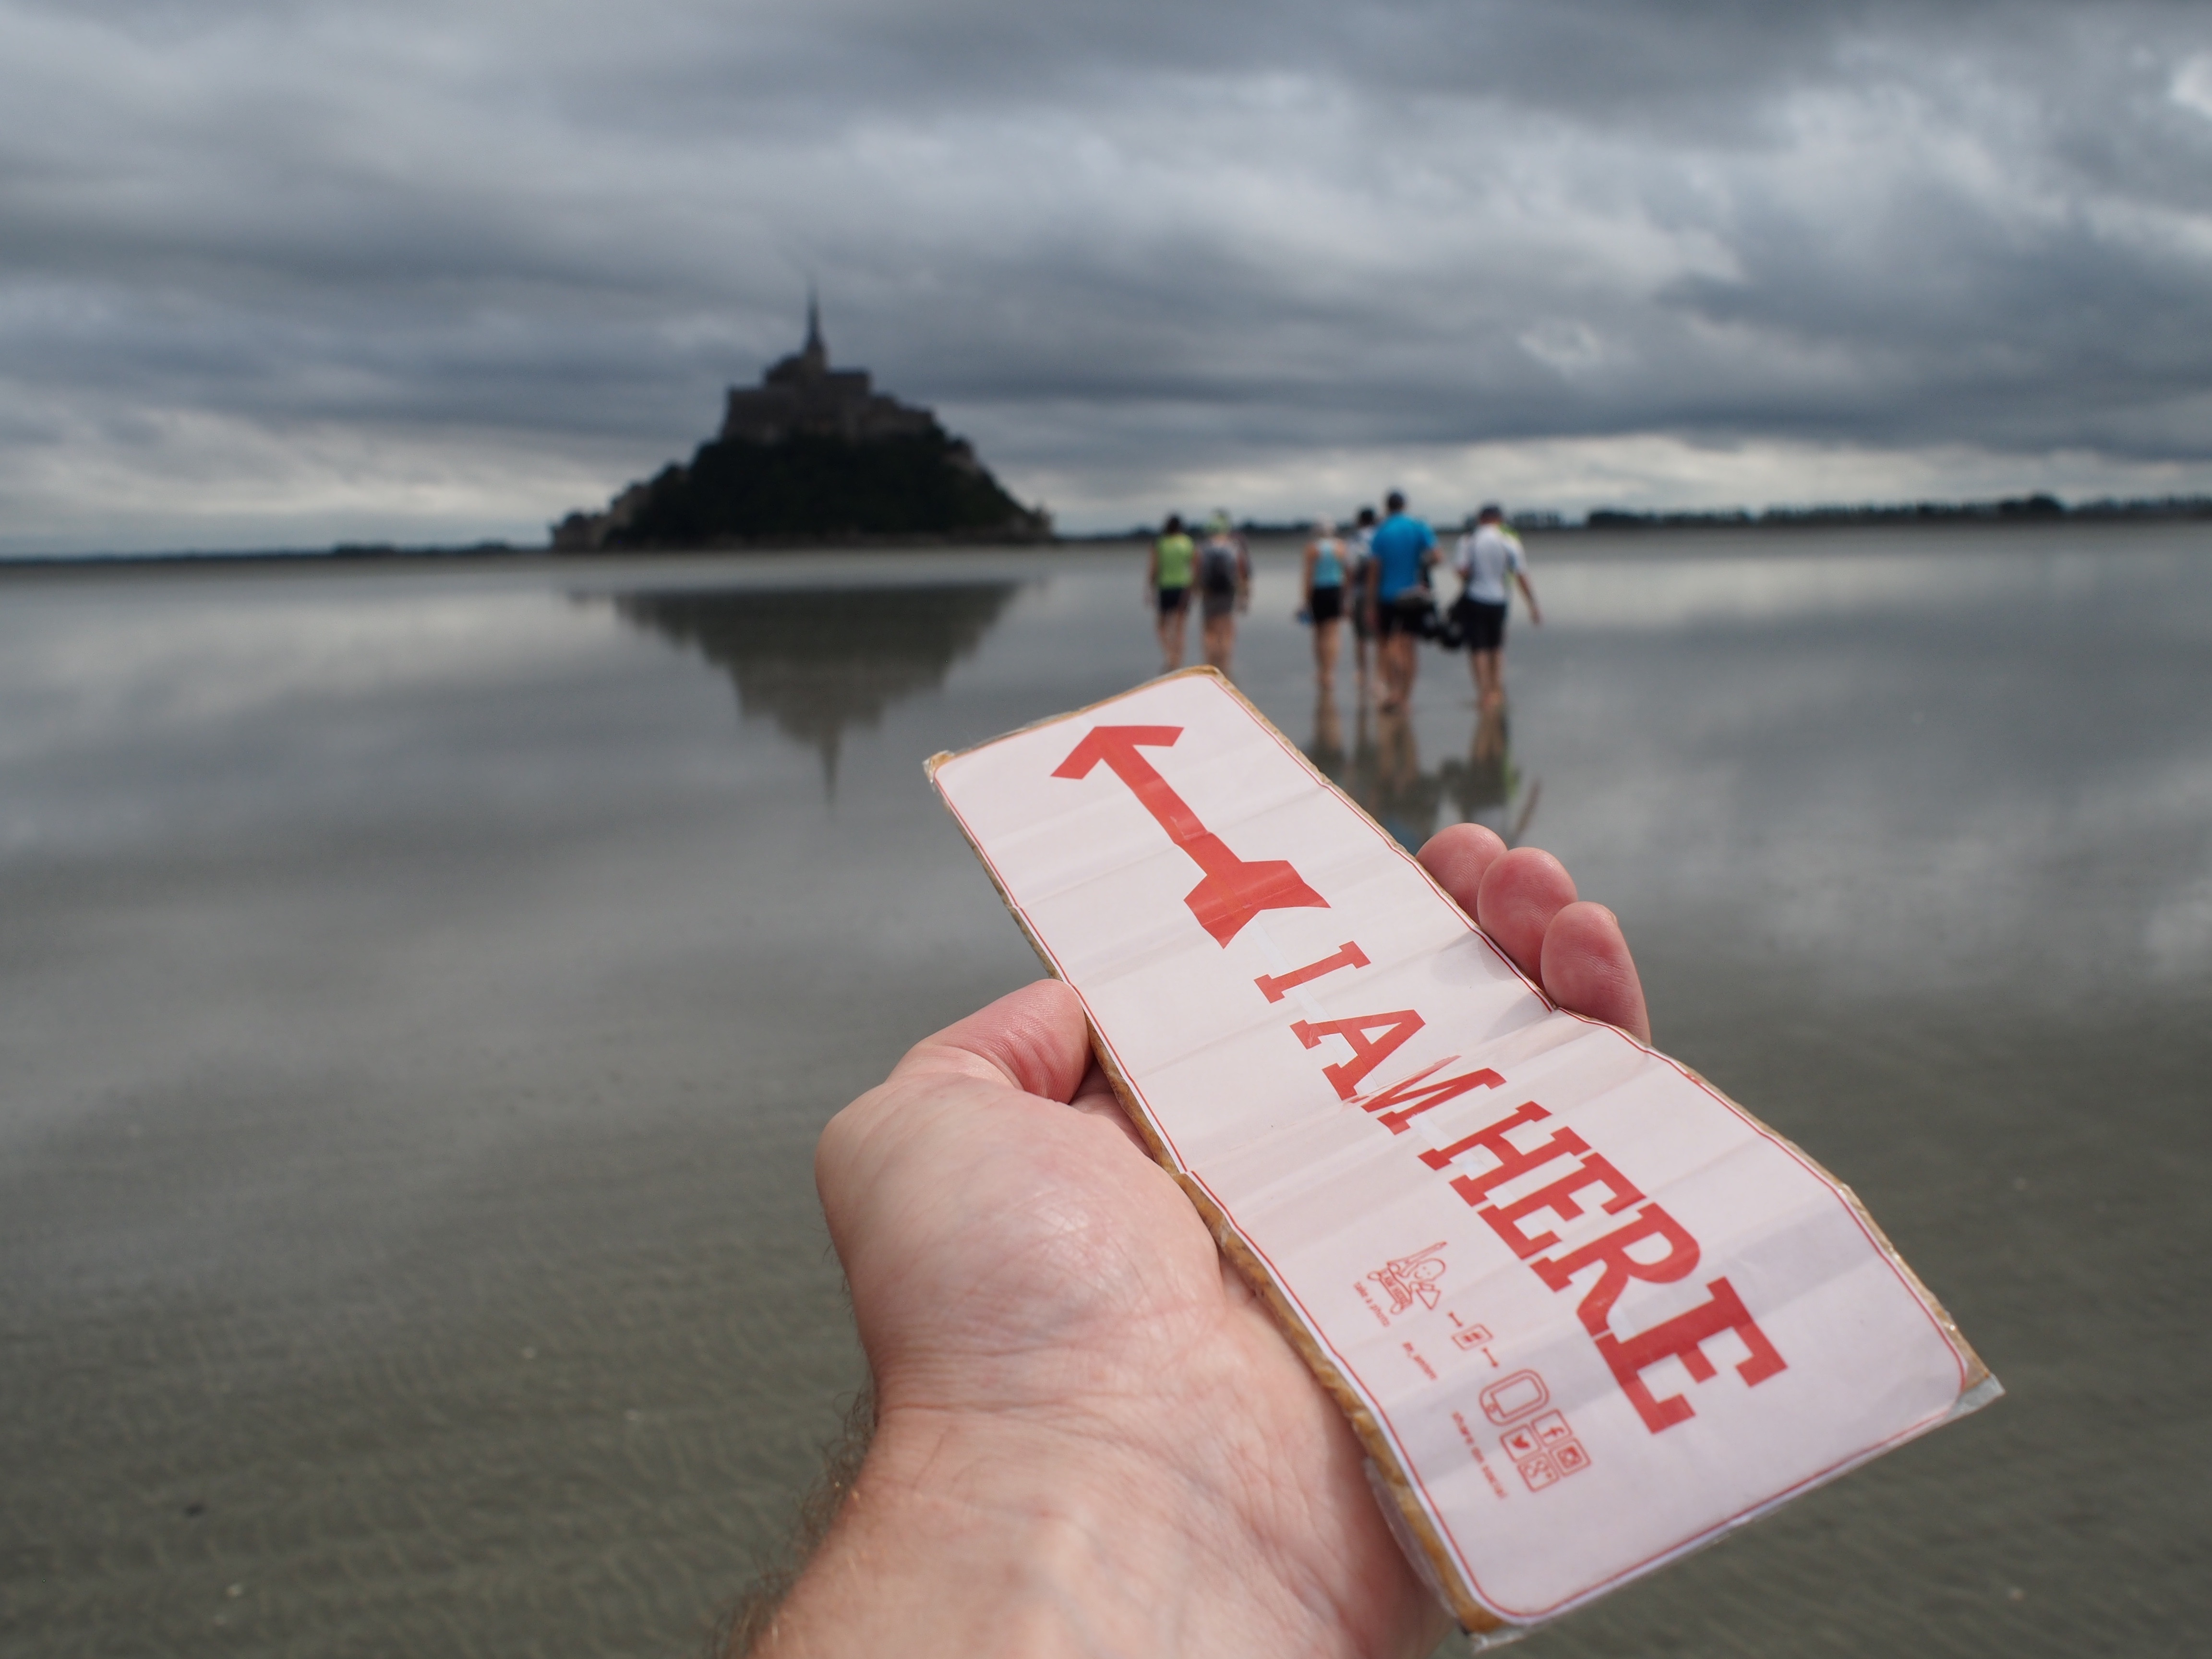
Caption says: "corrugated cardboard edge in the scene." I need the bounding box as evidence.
[925,664,1994,1635]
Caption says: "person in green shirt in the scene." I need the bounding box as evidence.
[1146,512,1197,672]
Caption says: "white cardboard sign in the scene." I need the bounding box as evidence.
[928,669,1996,1638]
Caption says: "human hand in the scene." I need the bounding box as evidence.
[765,825,1645,1657]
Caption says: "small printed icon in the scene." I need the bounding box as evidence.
[1449,1324,1492,1352]
[1479,1369,1550,1424]
[1517,1454,1561,1491]
[1499,1401,1591,1493]
[1367,1242,1449,1314]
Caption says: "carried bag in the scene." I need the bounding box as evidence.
[1391,588,1437,637]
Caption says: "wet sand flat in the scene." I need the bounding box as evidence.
[2,525,2208,1656]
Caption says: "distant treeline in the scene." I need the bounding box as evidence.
[1099,493,2211,541]
[1576,493,2212,530]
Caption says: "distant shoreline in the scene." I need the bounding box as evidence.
[5,493,2208,568]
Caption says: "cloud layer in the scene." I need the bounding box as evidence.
[3,0,2211,547]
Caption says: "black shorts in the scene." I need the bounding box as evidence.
[1157,585,1189,619]
[1309,586,1344,624]
[1454,597,1508,651]
[1377,591,1433,638]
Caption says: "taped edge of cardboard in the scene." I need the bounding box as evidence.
[925,665,1995,1636]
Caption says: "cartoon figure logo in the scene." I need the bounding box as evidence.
[1368,1242,1449,1314]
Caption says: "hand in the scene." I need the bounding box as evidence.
[766,826,1646,1657]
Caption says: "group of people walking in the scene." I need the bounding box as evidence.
[1146,492,1541,710]
[1144,512,1252,675]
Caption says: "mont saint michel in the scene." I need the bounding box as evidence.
[553,302,1050,550]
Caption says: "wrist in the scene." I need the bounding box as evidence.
[757,1405,1208,1656]
[758,1398,1415,1659]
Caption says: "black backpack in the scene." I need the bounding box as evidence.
[1200,539,1239,595]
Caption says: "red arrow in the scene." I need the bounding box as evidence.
[1053,724,1328,945]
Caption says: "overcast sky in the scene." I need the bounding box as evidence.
[4,0,2211,550]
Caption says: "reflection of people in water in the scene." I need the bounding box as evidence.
[1301,518,1349,693]
[1197,511,1251,676]
[1346,703,1446,853]
[1306,687,1345,779]
[1146,513,1195,672]
[1307,696,1539,854]
[1450,504,1542,712]
[1439,700,1540,847]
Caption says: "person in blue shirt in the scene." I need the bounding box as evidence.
[1360,491,1437,710]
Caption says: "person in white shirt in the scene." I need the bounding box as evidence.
[1450,504,1542,711]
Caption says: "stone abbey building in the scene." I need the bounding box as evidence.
[716,297,938,444]
[554,301,1047,550]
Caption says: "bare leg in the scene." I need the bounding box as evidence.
[1314,617,1341,692]
[1158,604,1190,673]
[1473,648,1508,711]
[1379,634,1417,710]
[1470,647,1503,709]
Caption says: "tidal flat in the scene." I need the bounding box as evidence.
[2,524,2208,1657]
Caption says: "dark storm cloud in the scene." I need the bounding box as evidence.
[1,0,2209,547]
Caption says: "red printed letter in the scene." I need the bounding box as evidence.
[1291,1010,1426,1100]
[1253,941,1370,1003]
[1422,1103,1589,1212]
[1594,1276,1788,1432]
[1530,1203,1703,1336]
[1357,1058,1505,1134]
[1478,1153,1646,1260]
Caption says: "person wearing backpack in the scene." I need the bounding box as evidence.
[1197,511,1250,675]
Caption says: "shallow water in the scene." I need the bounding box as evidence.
[2,525,2208,1657]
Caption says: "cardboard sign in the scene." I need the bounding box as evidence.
[927,668,1996,1638]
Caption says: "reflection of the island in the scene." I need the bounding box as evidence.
[605,582,1020,790]
[1306,696,1539,853]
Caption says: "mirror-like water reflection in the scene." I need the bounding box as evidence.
[607,583,1022,789]
[1,526,2206,1659]
[1311,699,1539,853]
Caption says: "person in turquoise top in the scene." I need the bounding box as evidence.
[1361,491,1437,709]
[1146,512,1196,671]
[1301,517,1349,694]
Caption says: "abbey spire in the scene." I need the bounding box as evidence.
[800,287,827,373]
